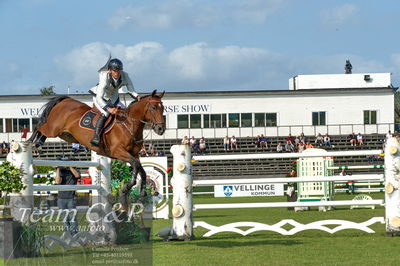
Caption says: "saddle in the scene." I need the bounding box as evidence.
[79,106,116,134]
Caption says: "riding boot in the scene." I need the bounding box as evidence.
[90,115,107,147]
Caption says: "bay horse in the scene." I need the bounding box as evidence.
[29,90,166,211]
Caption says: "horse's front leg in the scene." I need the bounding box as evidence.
[119,157,147,212]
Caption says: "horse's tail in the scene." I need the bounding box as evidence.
[28,95,70,143]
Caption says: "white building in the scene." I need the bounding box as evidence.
[0,72,395,142]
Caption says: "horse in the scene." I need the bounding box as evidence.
[29,90,166,211]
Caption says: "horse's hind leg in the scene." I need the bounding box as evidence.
[119,157,147,212]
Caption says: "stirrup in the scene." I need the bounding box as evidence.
[90,135,100,146]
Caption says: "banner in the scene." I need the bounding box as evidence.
[214,183,284,197]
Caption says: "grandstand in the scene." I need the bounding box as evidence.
[0,133,385,179]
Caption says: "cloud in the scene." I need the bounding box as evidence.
[54,41,291,92]
[320,3,359,27]
[107,0,286,30]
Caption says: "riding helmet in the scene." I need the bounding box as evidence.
[108,58,123,71]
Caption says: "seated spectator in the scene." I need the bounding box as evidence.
[158,151,165,156]
[72,143,80,154]
[199,137,206,155]
[140,144,148,157]
[259,134,268,150]
[299,132,307,145]
[357,133,364,146]
[323,133,331,147]
[298,142,305,153]
[150,146,157,156]
[254,135,261,149]
[294,136,300,147]
[305,141,314,149]
[223,136,230,151]
[276,142,284,153]
[348,133,357,146]
[190,136,199,153]
[0,141,10,154]
[181,136,189,145]
[285,134,294,146]
[230,136,238,151]
[285,141,295,152]
[315,133,323,147]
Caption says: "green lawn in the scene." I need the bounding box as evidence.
[4,193,400,266]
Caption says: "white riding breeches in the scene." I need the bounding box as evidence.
[93,96,126,117]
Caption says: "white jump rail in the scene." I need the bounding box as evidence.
[161,138,400,240]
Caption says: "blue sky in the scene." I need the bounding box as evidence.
[1,0,399,95]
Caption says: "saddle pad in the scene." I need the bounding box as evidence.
[79,110,115,134]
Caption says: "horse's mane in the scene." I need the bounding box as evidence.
[36,96,70,128]
[127,94,156,108]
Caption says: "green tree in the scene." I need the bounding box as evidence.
[395,91,400,123]
[40,85,56,95]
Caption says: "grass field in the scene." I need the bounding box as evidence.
[2,192,400,266]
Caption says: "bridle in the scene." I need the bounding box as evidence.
[117,97,165,141]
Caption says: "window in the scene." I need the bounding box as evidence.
[254,113,265,127]
[266,113,277,127]
[364,110,377,124]
[0,119,3,133]
[205,114,226,128]
[19,118,30,131]
[229,113,239,127]
[177,115,189,128]
[312,112,326,126]
[241,113,252,127]
[190,114,201,128]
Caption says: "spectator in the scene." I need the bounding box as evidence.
[285,134,294,146]
[157,151,165,157]
[223,136,230,151]
[285,141,295,152]
[181,136,189,145]
[254,135,261,149]
[21,126,29,141]
[55,157,81,236]
[140,144,148,157]
[199,137,206,155]
[357,133,364,146]
[315,133,323,147]
[299,132,307,145]
[0,141,10,154]
[298,142,305,153]
[72,143,80,154]
[150,146,157,156]
[82,170,92,185]
[294,136,300,147]
[323,133,332,147]
[348,133,357,146]
[230,136,238,151]
[276,142,284,153]
[259,134,268,150]
[386,130,393,139]
[190,136,199,154]
[305,141,314,149]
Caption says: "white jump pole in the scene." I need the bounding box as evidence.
[168,144,194,240]
[6,141,34,223]
[385,137,400,236]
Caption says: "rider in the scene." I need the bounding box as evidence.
[89,57,140,147]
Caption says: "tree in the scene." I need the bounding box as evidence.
[40,85,56,95]
[395,91,400,123]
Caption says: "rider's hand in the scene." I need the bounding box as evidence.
[108,107,118,114]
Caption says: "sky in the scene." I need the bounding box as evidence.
[1,0,400,95]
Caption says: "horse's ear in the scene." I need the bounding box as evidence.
[159,91,165,98]
[152,90,157,97]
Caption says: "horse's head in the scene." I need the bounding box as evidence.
[130,90,166,135]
